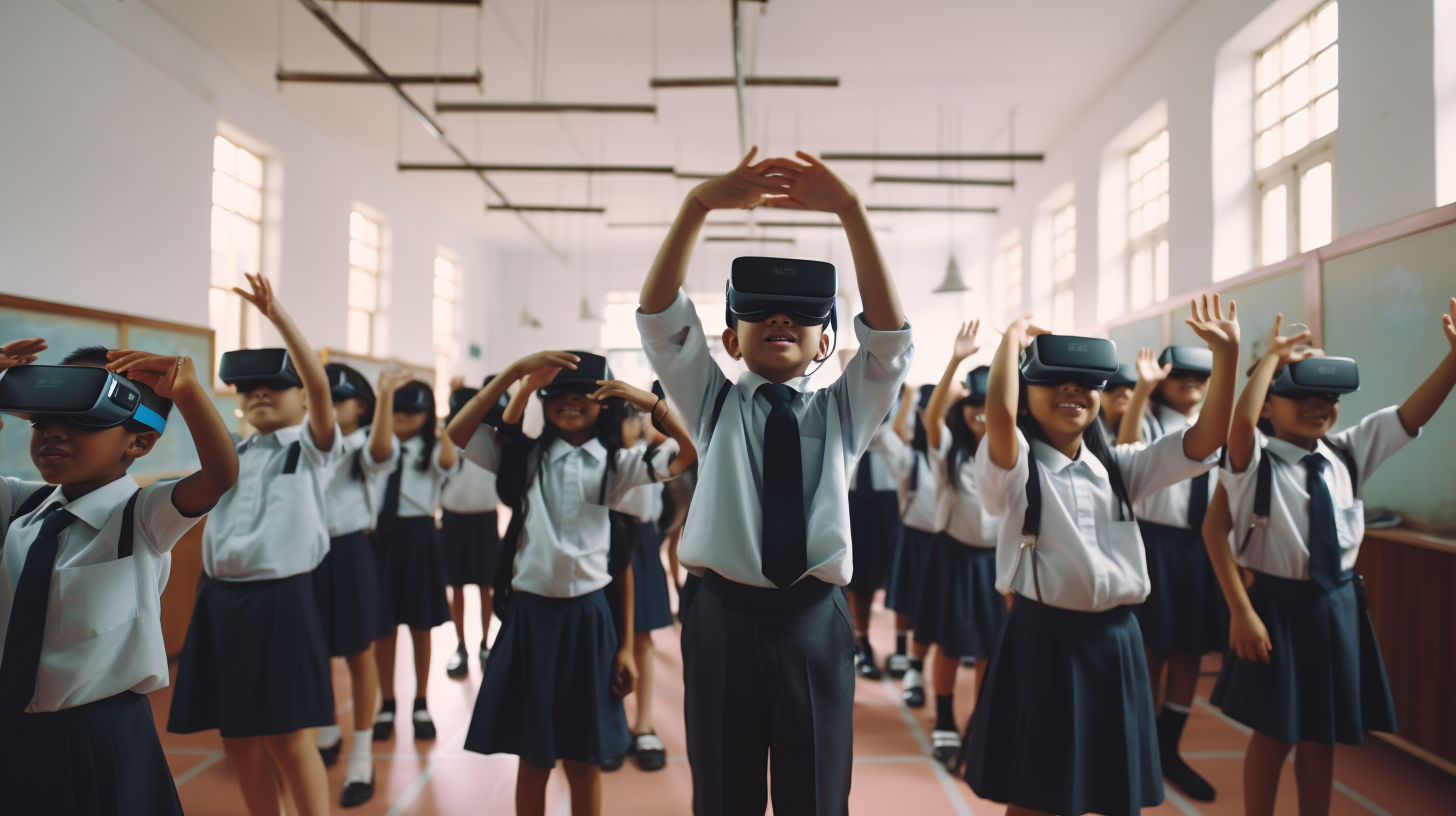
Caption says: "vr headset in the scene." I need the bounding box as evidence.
[917,383,934,411]
[220,348,302,392]
[0,364,167,433]
[1019,335,1120,391]
[966,366,991,401]
[725,256,838,331]
[538,352,611,399]
[323,363,374,405]
[448,386,510,428]
[1106,363,1138,390]
[1158,345,1214,377]
[393,382,432,413]
[1269,357,1360,399]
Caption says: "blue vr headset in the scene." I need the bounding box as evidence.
[0,364,167,433]
[1019,335,1120,391]
[725,256,838,332]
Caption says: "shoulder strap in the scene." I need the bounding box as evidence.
[709,379,733,434]
[1326,440,1359,496]
[1015,457,1044,602]
[1239,451,1276,556]
[282,440,303,475]
[117,489,141,559]
[9,486,51,526]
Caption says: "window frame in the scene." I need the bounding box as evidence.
[347,210,383,357]
[1127,129,1170,311]
[209,134,265,388]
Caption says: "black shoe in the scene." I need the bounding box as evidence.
[372,710,394,741]
[446,644,469,679]
[340,770,375,808]
[633,732,667,772]
[886,653,911,679]
[601,751,626,772]
[412,708,436,740]
[931,729,961,768]
[1157,710,1216,801]
[855,645,883,680]
[319,738,343,767]
[479,643,491,667]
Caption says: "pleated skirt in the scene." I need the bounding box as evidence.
[167,574,335,738]
[1133,520,1227,657]
[910,535,1005,660]
[962,595,1163,816]
[372,515,452,630]
[312,530,392,656]
[440,509,501,588]
[633,520,674,632]
[1210,572,1396,745]
[847,491,902,593]
[464,589,630,768]
[885,525,936,617]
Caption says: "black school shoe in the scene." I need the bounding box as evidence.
[855,643,884,680]
[900,666,926,708]
[601,751,626,772]
[340,770,375,808]
[886,652,911,679]
[318,738,343,767]
[930,729,961,768]
[445,644,469,679]
[412,703,437,740]
[633,733,667,772]
[372,706,394,741]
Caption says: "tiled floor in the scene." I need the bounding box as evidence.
[152,586,1456,815]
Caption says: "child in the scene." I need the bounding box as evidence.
[1115,344,1224,802]
[963,296,1239,816]
[166,273,339,816]
[441,375,505,679]
[846,403,903,680]
[0,340,237,816]
[637,149,912,815]
[370,378,459,742]
[448,351,696,816]
[915,322,1004,767]
[1205,305,1456,816]
[314,361,400,807]
[1096,362,1139,437]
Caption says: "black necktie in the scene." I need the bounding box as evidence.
[1187,471,1210,532]
[0,505,77,720]
[1303,454,1343,591]
[758,384,806,589]
[380,457,404,524]
[856,454,874,493]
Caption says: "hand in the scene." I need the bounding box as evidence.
[1262,313,1315,369]
[761,152,860,215]
[589,380,656,413]
[1005,316,1050,349]
[377,369,415,395]
[611,647,639,698]
[0,337,46,369]
[1184,293,1240,353]
[232,273,282,322]
[951,320,982,361]
[1135,347,1172,385]
[1442,297,1456,352]
[105,351,199,401]
[1229,609,1272,663]
[449,375,466,391]
[901,383,915,402]
[692,147,793,211]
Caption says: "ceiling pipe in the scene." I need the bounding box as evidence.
[336,0,481,5]
[866,205,999,214]
[705,236,796,244]
[650,76,839,88]
[398,163,675,174]
[276,70,483,85]
[487,205,606,214]
[731,0,748,156]
[823,152,1044,162]
[873,175,1015,187]
[435,101,657,114]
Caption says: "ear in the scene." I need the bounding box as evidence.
[813,328,832,362]
[722,328,742,360]
[127,431,160,459]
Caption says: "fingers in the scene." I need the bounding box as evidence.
[761,197,807,210]
[1271,312,1283,339]
[736,146,759,169]
[2,338,47,356]
[794,151,826,168]
[1257,637,1272,663]
[1227,299,1237,321]
[125,371,163,389]
[1024,323,1051,336]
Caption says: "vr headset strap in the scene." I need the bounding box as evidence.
[703,380,735,457]
[1014,458,1045,603]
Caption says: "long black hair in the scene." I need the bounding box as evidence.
[328,363,376,482]
[393,381,438,472]
[1016,379,1133,518]
[943,396,983,493]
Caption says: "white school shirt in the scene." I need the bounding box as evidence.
[637,289,914,589]
[204,422,343,581]
[849,445,898,492]
[1,476,204,712]
[867,430,940,533]
[615,440,682,525]
[1132,403,1219,529]
[930,434,997,547]
[323,428,399,537]
[976,428,1219,612]
[463,430,676,598]
[1220,405,1416,581]
[388,435,460,519]
[441,458,500,515]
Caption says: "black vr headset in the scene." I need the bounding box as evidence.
[220,348,302,392]
[917,383,934,411]
[393,382,432,413]
[1269,357,1360,399]
[0,364,167,433]
[1019,335,1120,391]
[323,363,374,405]
[966,366,991,401]
[1106,363,1139,390]
[1159,345,1214,377]
[725,256,838,331]
[538,352,611,399]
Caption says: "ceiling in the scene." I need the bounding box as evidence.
[145,0,1195,258]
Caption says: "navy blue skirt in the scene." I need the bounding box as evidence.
[440,509,501,588]
[464,589,630,768]
[633,520,674,632]
[313,530,392,656]
[911,535,1004,660]
[372,515,452,630]
[885,525,936,616]
[1210,572,1396,745]
[847,491,902,593]
[2,692,183,816]
[1133,521,1227,657]
[168,574,335,738]
[963,595,1163,816]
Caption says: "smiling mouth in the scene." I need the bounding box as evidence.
[1054,401,1088,412]
[38,446,70,461]
[558,406,585,415]
[1299,410,1331,423]
[763,332,797,345]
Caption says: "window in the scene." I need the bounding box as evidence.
[433,254,458,404]
[999,234,1024,327]
[1256,2,1337,263]
[1128,129,1170,310]
[209,135,263,386]
[601,291,729,389]
[347,211,382,355]
[1051,202,1076,331]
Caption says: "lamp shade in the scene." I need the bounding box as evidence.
[933,255,969,293]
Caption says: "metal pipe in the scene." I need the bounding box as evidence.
[650,76,840,88]
[731,0,747,156]
[872,175,1015,187]
[435,101,657,114]
[487,205,606,214]
[335,0,481,5]
[865,205,999,214]
[822,152,1044,163]
[398,163,675,174]
[276,70,482,85]
[704,236,796,244]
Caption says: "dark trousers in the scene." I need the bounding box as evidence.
[682,570,856,816]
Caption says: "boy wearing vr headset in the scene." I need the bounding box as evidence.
[636,149,912,815]
[0,337,238,816]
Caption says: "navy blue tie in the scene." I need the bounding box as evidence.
[758,384,806,589]
[1302,455,1343,591]
[1187,471,1210,532]
[856,453,874,493]
[0,504,78,720]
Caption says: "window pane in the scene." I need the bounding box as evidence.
[1257,89,1280,132]
[361,218,380,247]
[1261,184,1289,265]
[1300,162,1333,251]
[237,184,262,221]
[213,136,236,176]
[1283,66,1310,115]
[1315,2,1338,51]
[434,275,454,300]
[347,310,371,355]
[1283,107,1311,155]
[234,217,261,276]
[1154,239,1170,303]
[434,297,454,339]
[1257,45,1281,91]
[1315,90,1338,138]
[350,211,367,241]
[212,170,235,211]
[349,240,379,272]
[1259,126,1283,169]
[1282,21,1310,74]
[1314,45,1338,95]
[435,256,455,279]
[348,269,378,312]
[236,149,263,188]
[1129,248,1152,310]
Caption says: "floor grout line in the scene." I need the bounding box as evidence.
[171,752,224,787]
[383,759,438,816]
[876,675,977,816]
[1161,784,1207,816]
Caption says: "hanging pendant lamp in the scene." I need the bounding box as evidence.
[518,306,543,328]
[933,254,969,293]
[578,295,602,322]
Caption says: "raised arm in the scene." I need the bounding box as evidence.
[368,370,410,463]
[233,273,335,451]
[1116,348,1170,445]
[0,337,46,369]
[986,318,1045,470]
[1228,314,1312,472]
[446,351,580,445]
[1202,482,1270,663]
[925,321,981,450]
[591,380,699,476]
[1180,295,1241,461]
[892,383,915,443]
[435,419,458,470]
[1396,296,1456,434]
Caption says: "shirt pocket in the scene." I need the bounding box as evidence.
[54,558,139,639]
[1096,519,1148,605]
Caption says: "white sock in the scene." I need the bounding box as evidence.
[1163,701,1191,715]
[317,723,341,748]
[345,730,373,785]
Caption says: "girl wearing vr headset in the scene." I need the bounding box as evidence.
[370,376,459,746]
[446,350,696,816]
[1201,304,1456,816]
[963,296,1239,816]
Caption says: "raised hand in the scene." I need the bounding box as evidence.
[589,379,656,412]
[1185,293,1240,354]
[0,337,46,369]
[1135,347,1172,385]
[377,369,415,395]
[951,320,982,361]
[1005,315,1051,349]
[515,351,580,394]
[232,273,280,321]
[692,147,794,211]
[761,152,859,215]
[1262,313,1315,369]
[105,350,199,400]
[449,375,466,392]
[1443,297,1456,352]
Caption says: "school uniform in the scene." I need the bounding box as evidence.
[0,476,204,816]
[1209,406,1411,746]
[315,428,397,656]
[912,436,1003,660]
[168,422,341,738]
[440,458,501,589]
[617,440,681,633]
[847,441,901,597]
[869,429,941,618]
[962,427,1218,816]
[372,435,458,631]
[638,289,913,816]
[1131,403,1225,656]
[461,425,676,768]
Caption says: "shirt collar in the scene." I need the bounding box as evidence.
[548,435,605,464]
[253,422,304,448]
[47,474,141,530]
[1030,435,1108,480]
[1264,433,1323,465]
[1154,403,1191,432]
[737,369,811,400]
